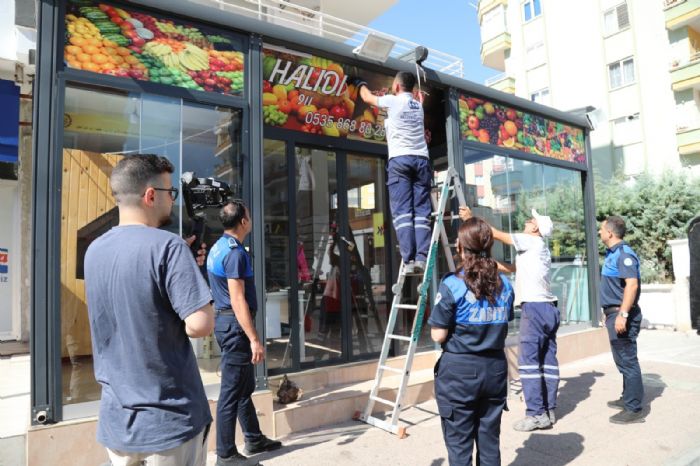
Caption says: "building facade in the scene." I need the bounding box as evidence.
[477,0,700,179]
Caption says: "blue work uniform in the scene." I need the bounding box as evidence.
[207,234,262,458]
[600,241,643,412]
[428,272,514,466]
[377,93,432,264]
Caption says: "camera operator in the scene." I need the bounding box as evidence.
[84,154,213,465]
[207,200,282,466]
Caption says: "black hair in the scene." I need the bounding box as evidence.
[110,154,173,206]
[220,199,248,229]
[605,215,627,239]
[395,71,416,91]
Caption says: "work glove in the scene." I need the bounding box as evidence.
[349,77,368,89]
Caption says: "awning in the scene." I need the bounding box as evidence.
[0,80,20,164]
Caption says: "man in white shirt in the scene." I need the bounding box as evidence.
[460,207,560,432]
[355,71,431,273]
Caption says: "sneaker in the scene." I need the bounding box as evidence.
[547,409,556,425]
[216,452,261,466]
[403,261,415,274]
[609,409,645,424]
[413,260,426,274]
[607,399,625,410]
[244,435,282,455]
[513,413,552,432]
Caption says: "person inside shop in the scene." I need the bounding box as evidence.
[207,199,283,466]
[84,154,213,465]
[598,215,645,424]
[460,205,561,432]
[354,71,432,274]
[429,217,514,466]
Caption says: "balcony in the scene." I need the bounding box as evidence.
[481,32,511,71]
[665,0,700,30]
[670,52,700,91]
[484,72,515,94]
[677,127,700,154]
[477,0,508,23]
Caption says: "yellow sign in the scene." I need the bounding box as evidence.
[373,213,384,248]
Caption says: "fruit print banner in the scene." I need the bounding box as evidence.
[63,0,244,95]
[261,45,443,145]
[458,93,586,165]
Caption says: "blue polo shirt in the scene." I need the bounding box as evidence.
[428,272,514,354]
[206,234,257,312]
[600,241,641,308]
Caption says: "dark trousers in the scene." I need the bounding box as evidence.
[605,308,644,412]
[387,155,432,263]
[517,301,560,416]
[216,358,262,458]
[434,351,507,466]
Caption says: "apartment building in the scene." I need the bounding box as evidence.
[477,0,698,179]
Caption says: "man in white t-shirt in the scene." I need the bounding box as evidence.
[460,207,560,432]
[355,71,431,273]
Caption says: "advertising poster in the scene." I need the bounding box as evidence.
[458,92,586,165]
[262,45,444,147]
[63,0,245,95]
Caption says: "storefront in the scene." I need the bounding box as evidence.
[31,0,600,428]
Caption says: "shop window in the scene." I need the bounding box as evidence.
[523,0,542,22]
[608,57,635,89]
[603,2,630,36]
[464,149,591,334]
[60,85,243,408]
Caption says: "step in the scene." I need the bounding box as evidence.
[271,365,436,438]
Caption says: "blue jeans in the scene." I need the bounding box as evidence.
[434,351,507,466]
[605,308,644,412]
[518,301,560,416]
[386,155,432,263]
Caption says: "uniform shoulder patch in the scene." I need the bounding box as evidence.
[434,292,443,305]
[623,257,633,266]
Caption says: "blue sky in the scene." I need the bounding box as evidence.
[367,0,495,84]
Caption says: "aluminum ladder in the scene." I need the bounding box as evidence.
[354,167,467,437]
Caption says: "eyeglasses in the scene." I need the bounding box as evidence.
[150,187,179,201]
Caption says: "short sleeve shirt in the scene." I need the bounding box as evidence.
[376,93,429,159]
[511,233,557,306]
[84,225,213,453]
[207,234,257,312]
[600,241,641,308]
[428,273,514,353]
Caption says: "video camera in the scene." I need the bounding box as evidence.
[181,172,233,253]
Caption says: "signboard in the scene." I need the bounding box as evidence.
[262,45,445,147]
[63,0,245,95]
[458,92,587,165]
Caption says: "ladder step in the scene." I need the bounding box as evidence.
[395,304,418,310]
[388,334,412,342]
[370,395,397,407]
[379,365,405,375]
[363,415,402,435]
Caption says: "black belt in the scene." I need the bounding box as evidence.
[603,306,620,316]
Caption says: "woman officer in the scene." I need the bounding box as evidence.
[429,217,515,466]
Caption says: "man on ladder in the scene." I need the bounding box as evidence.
[354,71,432,274]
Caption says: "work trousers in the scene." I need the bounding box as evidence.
[387,155,432,263]
[434,351,508,466]
[517,301,560,416]
[605,308,644,412]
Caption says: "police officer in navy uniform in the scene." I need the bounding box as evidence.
[207,200,282,466]
[429,218,515,466]
[599,215,645,424]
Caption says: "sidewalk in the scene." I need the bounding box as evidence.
[207,329,700,466]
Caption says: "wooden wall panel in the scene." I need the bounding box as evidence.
[60,149,120,358]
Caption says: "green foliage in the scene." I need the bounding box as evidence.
[595,171,700,283]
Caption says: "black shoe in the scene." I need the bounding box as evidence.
[216,452,261,466]
[609,409,645,424]
[607,399,625,410]
[244,435,282,455]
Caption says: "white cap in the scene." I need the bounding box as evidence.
[531,209,553,237]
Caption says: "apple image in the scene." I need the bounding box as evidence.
[467,115,480,130]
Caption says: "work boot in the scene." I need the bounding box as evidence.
[244,435,282,455]
[607,398,625,410]
[413,260,426,274]
[216,452,261,466]
[609,409,645,424]
[547,409,556,425]
[513,413,552,432]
